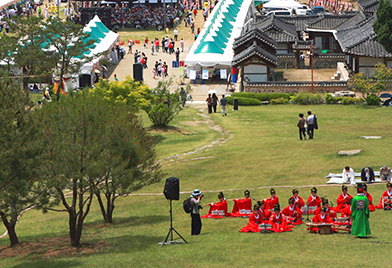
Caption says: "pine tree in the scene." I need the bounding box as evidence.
[373,0,392,53]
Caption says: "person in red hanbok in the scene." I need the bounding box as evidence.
[230,190,252,217]
[268,204,292,232]
[362,184,375,212]
[334,185,353,213]
[264,188,279,211]
[202,192,229,219]
[257,200,271,222]
[314,198,337,219]
[240,204,265,233]
[376,182,392,209]
[310,207,337,233]
[282,197,303,225]
[306,187,322,214]
[291,189,305,209]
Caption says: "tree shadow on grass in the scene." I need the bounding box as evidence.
[84,215,168,230]
[13,259,82,268]
[91,234,164,253]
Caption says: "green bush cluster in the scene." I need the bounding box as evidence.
[290,91,325,104]
[227,96,262,106]
[231,92,293,101]
[270,97,289,105]
[366,94,381,106]
[342,97,361,105]
[325,94,361,105]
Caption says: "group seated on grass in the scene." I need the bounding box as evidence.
[201,183,392,233]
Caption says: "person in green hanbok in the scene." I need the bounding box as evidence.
[351,187,371,238]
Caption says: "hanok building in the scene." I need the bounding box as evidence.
[232,27,277,89]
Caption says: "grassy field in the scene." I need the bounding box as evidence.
[1,104,392,267]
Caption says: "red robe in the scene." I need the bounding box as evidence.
[268,212,292,232]
[310,214,336,233]
[230,198,252,217]
[365,192,375,212]
[291,195,305,208]
[376,190,392,209]
[334,193,353,213]
[201,200,228,219]
[306,195,322,213]
[314,206,337,219]
[282,205,303,225]
[259,208,271,222]
[240,212,264,233]
[264,196,279,211]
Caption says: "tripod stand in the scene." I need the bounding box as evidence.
[159,199,188,247]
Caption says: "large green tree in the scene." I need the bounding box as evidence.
[373,0,392,53]
[40,17,95,101]
[38,90,161,246]
[0,78,44,246]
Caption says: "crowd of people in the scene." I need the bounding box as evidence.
[206,94,228,116]
[188,180,392,237]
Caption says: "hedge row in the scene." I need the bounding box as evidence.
[231,92,294,101]
[227,96,261,106]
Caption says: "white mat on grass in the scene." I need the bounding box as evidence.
[325,172,380,178]
[327,178,383,184]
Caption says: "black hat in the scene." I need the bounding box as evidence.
[289,197,294,204]
[320,207,327,212]
[274,203,280,211]
[357,183,367,191]
[270,188,276,194]
[387,182,392,188]
[292,189,298,194]
[311,187,317,193]
[357,188,364,193]
[257,200,264,206]
[322,198,329,205]
[342,186,348,191]
[244,190,250,196]
[218,192,224,199]
[253,204,260,211]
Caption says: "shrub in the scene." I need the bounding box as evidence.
[231,92,293,101]
[227,97,262,106]
[148,102,180,127]
[366,94,381,106]
[291,91,325,104]
[325,93,342,104]
[342,97,360,105]
[270,97,289,105]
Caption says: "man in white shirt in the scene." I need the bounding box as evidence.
[306,111,316,139]
[343,166,355,185]
[173,28,178,41]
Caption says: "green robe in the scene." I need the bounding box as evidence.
[351,194,371,237]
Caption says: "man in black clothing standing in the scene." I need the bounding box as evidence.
[190,189,203,235]
[306,111,317,139]
[175,48,180,62]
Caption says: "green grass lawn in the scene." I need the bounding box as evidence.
[1,104,392,267]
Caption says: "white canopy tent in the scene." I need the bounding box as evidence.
[263,0,303,9]
[184,0,254,69]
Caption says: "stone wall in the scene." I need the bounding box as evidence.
[313,54,345,69]
[243,81,348,93]
[277,54,296,69]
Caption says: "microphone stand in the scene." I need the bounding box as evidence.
[306,203,310,222]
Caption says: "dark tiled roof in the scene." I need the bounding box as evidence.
[256,15,298,42]
[335,16,392,57]
[336,11,367,31]
[232,41,277,66]
[293,40,312,49]
[279,15,320,31]
[357,0,379,14]
[233,27,277,50]
[307,13,356,30]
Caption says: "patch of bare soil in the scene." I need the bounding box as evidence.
[147,125,191,134]
[0,236,108,259]
[181,120,204,127]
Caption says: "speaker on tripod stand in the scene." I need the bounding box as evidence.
[159,177,188,246]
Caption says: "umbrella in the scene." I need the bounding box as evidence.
[380,93,392,99]
[207,89,216,94]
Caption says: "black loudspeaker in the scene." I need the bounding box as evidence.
[133,63,144,82]
[163,177,180,200]
[233,98,239,110]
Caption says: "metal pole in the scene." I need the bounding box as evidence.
[310,42,314,94]
[163,0,167,31]
[67,0,70,18]
[170,200,173,242]
[57,0,60,17]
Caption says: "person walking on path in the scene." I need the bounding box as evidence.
[180,38,185,52]
[190,189,203,236]
[351,187,371,238]
[306,111,317,139]
[220,94,228,116]
[175,48,180,62]
[206,94,213,114]
[151,41,154,55]
[128,39,133,54]
[174,28,178,41]
[297,113,307,140]
[212,93,219,113]
[155,38,160,52]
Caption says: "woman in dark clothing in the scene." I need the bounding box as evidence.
[212,93,219,113]
[206,94,213,114]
